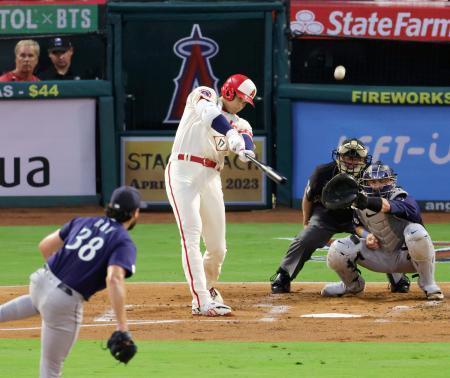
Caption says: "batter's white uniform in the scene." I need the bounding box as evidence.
[165,86,252,310]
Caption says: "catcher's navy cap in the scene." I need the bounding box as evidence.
[48,37,72,53]
[109,186,146,212]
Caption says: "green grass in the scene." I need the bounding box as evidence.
[1,222,450,377]
[0,223,449,285]
[0,223,450,285]
[1,339,450,377]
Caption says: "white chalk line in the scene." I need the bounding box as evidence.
[256,304,290,322]
[0,318,273,332]
[1,283,446,330]
[94,304,137,322]
[301,313,362,318]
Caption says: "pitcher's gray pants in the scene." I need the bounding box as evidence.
[0,267,83,378]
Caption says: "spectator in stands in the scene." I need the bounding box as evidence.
[39,37,81,80]
[0,40,40,82]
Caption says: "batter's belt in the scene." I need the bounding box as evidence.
[176,154,220,171]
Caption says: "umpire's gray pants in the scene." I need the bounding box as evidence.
[280,210,354,279]
[30,267,84,378]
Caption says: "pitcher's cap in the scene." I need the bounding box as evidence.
[109,186,146,212]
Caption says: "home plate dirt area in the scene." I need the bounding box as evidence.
[1,207,449,342]
[1,282,450,342]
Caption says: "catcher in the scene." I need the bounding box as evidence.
[321,161,444,300]
[0,186,139,376]
[270,138,410,294]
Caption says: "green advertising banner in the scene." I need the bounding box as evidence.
[278,84,450,105]
[0,82,111,99]
[0,1,105,34]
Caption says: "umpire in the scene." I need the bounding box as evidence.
[270,138,410,294]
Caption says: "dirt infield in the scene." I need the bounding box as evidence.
[1,206,449,343]
[1,283,450,342]
[0,206,449,226]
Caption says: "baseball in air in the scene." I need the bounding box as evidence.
[334,65,346,80]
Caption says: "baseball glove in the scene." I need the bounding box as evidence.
[321,172,359,210]
[107,331,137,364]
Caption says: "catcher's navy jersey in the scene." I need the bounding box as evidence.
[47,216,137,300]
[388,194,422,224]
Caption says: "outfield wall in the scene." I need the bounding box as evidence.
[1,0,449,211]
[275,85,450,210]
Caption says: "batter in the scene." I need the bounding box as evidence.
[165,74,257,316]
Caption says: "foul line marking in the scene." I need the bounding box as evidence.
[0,318,260,332]
[301,313,362,318]
[0,320,184,332]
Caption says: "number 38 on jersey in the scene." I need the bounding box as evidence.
[65,227,105,261]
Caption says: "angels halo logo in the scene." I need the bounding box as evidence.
[164,24,219,124]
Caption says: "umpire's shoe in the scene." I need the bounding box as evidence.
[387,274,410,293]
[270,268,291,294]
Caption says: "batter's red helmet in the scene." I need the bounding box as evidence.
[221,74,257,106]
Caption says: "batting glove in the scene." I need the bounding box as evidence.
[226,129,245,154]
[238,150,255,163]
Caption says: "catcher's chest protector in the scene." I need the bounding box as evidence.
[356,188,410,253]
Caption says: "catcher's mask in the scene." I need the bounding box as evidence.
[360,161,397,198]
[332,138,371,177]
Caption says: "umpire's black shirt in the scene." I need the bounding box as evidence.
[305,161,354,225]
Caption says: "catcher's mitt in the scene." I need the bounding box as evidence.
[321,172,359,210]
[107,331,137,364]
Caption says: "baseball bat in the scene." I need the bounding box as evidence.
[244,153,288,185]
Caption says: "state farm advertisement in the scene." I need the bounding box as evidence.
[291,1,450,41]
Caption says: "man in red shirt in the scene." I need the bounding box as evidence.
[0,39,40,82]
